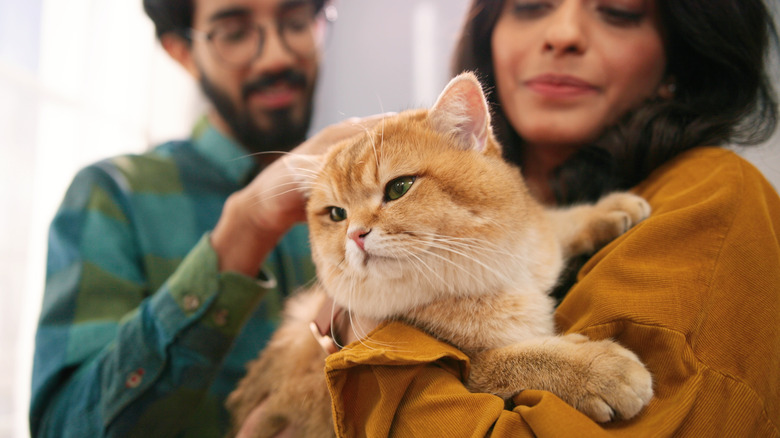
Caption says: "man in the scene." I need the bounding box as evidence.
[30,0,369,435]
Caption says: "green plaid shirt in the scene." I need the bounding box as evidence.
[31,121,315,437]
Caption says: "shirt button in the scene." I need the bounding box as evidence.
[183,295,200,312]
[125,368,145,388]
[213,309,229,327]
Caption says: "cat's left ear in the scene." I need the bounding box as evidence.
[429,71,494,153]
[283,153,324,198]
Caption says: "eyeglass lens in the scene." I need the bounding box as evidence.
[207,1,318,67]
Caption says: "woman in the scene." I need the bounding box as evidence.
[325,0,780,436]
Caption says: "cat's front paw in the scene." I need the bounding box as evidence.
[555,191,651,257]
[594,192,651,236]
[561,334,653,422]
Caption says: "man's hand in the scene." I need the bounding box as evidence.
[211,114,392,276]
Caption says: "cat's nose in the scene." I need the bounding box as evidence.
[347,228,371,251]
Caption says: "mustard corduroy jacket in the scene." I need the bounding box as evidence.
[325,147,780,437]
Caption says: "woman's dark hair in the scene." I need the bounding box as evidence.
[142,0,329,40]
[452,0,779,205]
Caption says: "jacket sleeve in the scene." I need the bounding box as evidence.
[30,164,270,438]
[554,148,780,437]
[325,322,615,438]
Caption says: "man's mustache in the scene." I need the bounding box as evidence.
[242,70,308,100]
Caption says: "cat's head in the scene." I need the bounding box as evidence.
[293,72,541,319]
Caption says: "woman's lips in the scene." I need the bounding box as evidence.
[524,74,599,98]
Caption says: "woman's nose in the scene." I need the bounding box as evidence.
[543,1,588,55]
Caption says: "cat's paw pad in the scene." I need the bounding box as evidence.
[583,193,651,249]
[561,335,653,423]
[596,192,651,233]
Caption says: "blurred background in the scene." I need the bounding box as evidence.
[0,0,778,437]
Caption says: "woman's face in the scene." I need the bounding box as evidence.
[492,0,667,151]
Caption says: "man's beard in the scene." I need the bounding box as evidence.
[199,68,316,154]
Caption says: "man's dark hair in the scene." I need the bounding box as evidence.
[143,0,328,39]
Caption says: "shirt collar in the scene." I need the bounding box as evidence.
[190,117,258,186]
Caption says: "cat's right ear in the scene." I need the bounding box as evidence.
[283,153,324,198]
[429,71,494,154]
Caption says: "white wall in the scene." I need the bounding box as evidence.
[311,0,471,129]
[0,1,778,437]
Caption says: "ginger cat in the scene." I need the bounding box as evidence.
[226,72,653,438]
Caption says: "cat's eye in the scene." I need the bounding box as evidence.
[329,207,347,222]
[385,176,417,201]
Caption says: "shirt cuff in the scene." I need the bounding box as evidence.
[149,233,275,342]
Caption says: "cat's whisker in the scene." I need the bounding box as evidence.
[301,276,319,289]
[349,310,411,352]
[429,239,525,264]
[287,166,321,178]
[345,286,386,351]
[402,232,528,270]
[376,115,386,172]
[366,122,381,175]
[227,150,291,162]
[402,232,517,265]
[406,230,521,257]
[404,237,517,286]
[425,236,518,257]
[329,296,343,350]
[344,291,400,350]
[254,179,317,193]
[284,150,324,162]
[417,246,495,285]
[351,120,379,139]
[399,248,451,292]
[249,182,329,205]
[330,274,408,352]
[349,318,388,351]
[382,235,493,291]
[252,185,304,200]
[249,187,313,207]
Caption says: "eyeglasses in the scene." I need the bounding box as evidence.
[188,1,335,68]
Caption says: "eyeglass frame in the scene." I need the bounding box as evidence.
[182,0,337,68]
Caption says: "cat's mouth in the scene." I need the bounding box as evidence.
[348,250,403,275]
[361,252,390,266]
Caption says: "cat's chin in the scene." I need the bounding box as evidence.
[321,270,437,320]
[344,251,406,280]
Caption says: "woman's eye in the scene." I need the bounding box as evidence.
[329,207,347,222]
[510,1,552,18]
[598,7,644,26]
[385,176,416,201]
